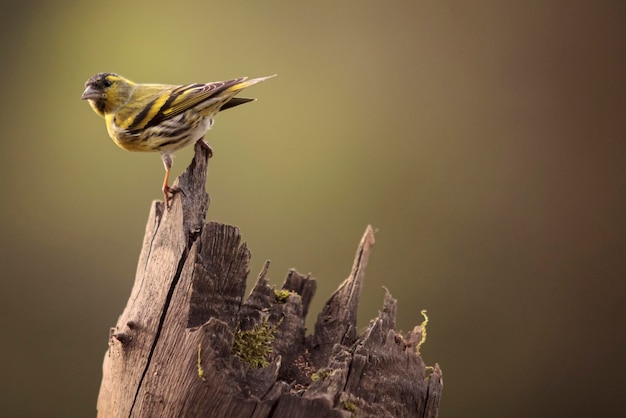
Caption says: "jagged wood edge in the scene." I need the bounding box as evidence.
[97,143,442,418]
[308,225,375,368]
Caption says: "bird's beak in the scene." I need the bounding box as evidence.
[81,85,100,100]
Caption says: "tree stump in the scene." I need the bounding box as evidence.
[97,142,443,418]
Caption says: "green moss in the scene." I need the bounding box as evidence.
[311,368,331,381]
[274,289,291,303]
[416,309,429,354]
[232,317,281,368]
[197,343,205,381]
[342,400,356,412]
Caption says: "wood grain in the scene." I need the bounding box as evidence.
[97,142,443,417]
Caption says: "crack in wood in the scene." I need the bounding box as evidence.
[129,241,192,416]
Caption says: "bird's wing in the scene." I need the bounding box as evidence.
[120,78,246,134]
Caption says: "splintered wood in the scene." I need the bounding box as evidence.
[97,142,443,418]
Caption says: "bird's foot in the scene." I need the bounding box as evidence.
[163,185,185,209]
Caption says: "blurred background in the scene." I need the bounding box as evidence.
[1,0,624,417]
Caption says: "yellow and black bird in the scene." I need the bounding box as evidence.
[81,72,275,207]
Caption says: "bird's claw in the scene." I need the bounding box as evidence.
[163,185,185,209]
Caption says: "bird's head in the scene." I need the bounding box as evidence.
[81,73,134,117]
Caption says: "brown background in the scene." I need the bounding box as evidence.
[0,1,624,417]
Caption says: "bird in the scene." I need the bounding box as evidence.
[81,72,275,207]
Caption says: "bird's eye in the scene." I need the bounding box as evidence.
[103,78,112,87]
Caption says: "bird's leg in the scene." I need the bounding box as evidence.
[160,152,182,208]
[197,138,213,158]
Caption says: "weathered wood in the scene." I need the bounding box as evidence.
[308,225,373,369]
[97,142,443,417]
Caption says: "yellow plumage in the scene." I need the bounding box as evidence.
[81,72,275,206]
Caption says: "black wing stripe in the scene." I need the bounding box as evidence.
[141,84,204,130]
[127,97,159,132]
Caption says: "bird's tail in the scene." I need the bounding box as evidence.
[215,74,276,113]
[219,97,256,112]
[226,74,277,92]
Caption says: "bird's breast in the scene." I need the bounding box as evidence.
[104,112,215,153]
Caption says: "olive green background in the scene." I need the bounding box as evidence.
[1,1,624,417]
